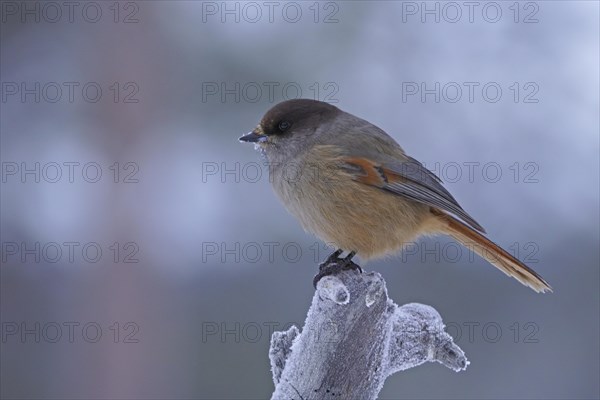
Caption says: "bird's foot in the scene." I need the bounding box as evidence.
[317,249,343,272]
[313,250,361,288]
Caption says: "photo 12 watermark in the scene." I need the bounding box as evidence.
[1,1,140,24]
[201,320,344,344]
[1,241,140,264]
[201,1,340,24]
[201,81,339,104]
[1,82,140,104]
[399,1,539,24]
[1,321,140,343]
[401,81,540,103]
[1,162,140,184]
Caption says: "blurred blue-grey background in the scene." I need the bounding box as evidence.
[1,1,598,399]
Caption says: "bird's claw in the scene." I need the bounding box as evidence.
[313,250,361,288]
[318,249,343,271]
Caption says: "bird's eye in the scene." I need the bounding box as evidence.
[278,121,291,132]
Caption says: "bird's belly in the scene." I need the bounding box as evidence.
[274,171,431,259]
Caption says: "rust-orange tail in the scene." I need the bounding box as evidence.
[435,211,552,293]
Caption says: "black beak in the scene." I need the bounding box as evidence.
[239,131,267,143]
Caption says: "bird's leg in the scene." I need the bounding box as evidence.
[340,251,362,273]
[313,250,362,288]
[318,249,343,271]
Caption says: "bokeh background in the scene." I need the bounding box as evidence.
[1,1,598,399]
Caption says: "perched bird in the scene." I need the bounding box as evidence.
[239,99,551,293]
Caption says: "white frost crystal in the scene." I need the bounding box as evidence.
[317,275,350,305]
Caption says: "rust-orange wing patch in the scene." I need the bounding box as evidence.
[342,156,485,233]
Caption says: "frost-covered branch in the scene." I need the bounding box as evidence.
[269,269,467,400]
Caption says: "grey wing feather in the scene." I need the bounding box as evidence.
[381,158,486,233]
[330,113,484,233]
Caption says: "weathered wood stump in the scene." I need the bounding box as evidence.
[269,269,467,400]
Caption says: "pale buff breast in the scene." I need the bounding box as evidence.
[271,148,434,259]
